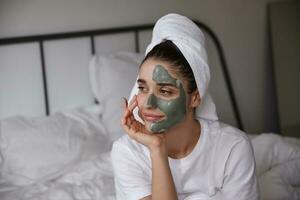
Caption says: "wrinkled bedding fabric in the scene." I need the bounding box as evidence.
[0,108,299,200]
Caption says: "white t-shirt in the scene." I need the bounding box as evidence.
[111,119,259,200]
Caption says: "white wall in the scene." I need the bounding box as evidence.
[0,0,287,134]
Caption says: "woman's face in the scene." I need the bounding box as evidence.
[137,58,190,133]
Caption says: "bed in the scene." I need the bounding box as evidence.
[0,20,299,200]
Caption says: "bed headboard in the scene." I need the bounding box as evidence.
[0,21,243,130]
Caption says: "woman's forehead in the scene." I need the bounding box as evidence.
[139,58,179,80]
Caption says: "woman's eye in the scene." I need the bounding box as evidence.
[160,89,173,96]
[138,86,147,93]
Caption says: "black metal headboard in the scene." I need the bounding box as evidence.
[0,21,243,130]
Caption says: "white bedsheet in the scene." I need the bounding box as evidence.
[0,105,116,200]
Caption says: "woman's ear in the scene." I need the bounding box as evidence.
[190,90,201,108]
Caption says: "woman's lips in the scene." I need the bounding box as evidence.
[142,113,164,122]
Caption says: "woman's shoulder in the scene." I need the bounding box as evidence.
[202,120,254,170]
[203,119,251,149]
[219,122,249,141]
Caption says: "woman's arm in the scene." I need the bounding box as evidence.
[140,146,178,200]
[149,139,178,200]
[122,96,178,200]
[140,148,177,200]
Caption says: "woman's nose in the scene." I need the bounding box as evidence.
[144,94,158,109]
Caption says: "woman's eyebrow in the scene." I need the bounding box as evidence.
[157,83,177,87]
[137,79,146,84]
[137,79,176,87]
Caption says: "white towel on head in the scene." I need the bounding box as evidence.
[129,13,218,122]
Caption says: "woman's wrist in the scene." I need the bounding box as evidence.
[149,137,168,159]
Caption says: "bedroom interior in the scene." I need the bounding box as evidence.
[0,0,299,199]
[0,0,288,134]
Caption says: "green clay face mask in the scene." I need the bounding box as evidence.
[145,65,187,132]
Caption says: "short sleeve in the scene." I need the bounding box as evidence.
[214,137,260,200]
[111,140,152,200]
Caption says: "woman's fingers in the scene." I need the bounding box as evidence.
[122,95,137,118]
[121,95,149,142]
[122,97,128,108]
[122,98,129,117]
[123,118,161,148]
[120,96,165,148]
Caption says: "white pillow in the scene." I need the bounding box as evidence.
[89,52,144,141]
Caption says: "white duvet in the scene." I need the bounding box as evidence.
[0,106,116,200]
[0,107,299,200]
[251,133,300,200]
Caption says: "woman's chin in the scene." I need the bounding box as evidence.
[144,123,154,133]
[145,123,166,134]
[144,123,161,134]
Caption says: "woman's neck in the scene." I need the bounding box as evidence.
[164,116,201,159]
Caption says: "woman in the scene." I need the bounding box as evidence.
[111,13,259,200]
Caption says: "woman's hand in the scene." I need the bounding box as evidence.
[121,95,166,153]
[122,95,178,200]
